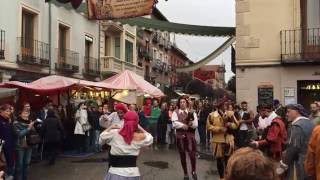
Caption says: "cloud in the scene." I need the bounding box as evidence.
[156,0,235,81]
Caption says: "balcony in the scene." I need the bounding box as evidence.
[101,56,144,77]
[152,59,163,72]
[16,37,50,66]
[101,21,123,34]
[83,56,100,77]
[165,41,171,51]
[55,48,79,73]
[281,28,320,65]
[0,30,5,59]
[152,33,160,43]
[138,47,153,61]
[159,38,165,47]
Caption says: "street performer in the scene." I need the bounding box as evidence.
[251,104,287,161]
[207,104,237,180]
[172,96,198,180]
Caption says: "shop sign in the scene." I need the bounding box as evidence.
[284,87,295,97]
[258,85,273,105]
[87,0,154,20]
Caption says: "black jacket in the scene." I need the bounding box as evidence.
[88,111,102,130]
[158,110,169,125]
[41,117,64,142]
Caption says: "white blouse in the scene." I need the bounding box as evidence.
[171,109,198,129]
[99,129,153,177]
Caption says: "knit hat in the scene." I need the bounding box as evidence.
[286,104,308,117]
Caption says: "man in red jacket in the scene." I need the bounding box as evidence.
[251,104,287,161]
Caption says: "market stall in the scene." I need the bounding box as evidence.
[0,88,18,105]
[101,70,165,106]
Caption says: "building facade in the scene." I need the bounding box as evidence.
[0,0,141,82]
[137,8,172,90]
[169,45,193,89]
[236,0,320,110]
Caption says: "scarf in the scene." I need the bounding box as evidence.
[119,111,139,145]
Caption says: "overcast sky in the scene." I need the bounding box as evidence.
[156,0,235,81]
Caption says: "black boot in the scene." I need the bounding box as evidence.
[192,172,197,180]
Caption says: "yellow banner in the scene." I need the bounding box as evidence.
[87,0,154,20]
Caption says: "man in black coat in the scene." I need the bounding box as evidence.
[157,103,169,145]
[41,110,64,165]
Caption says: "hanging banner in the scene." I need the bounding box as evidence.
[87,0,154,20]
[193,69,216,82]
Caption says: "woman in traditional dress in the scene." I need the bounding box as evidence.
[99,111,153,180]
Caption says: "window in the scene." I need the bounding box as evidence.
[85,35,93,70]
[114,37,120,59]
[105,35,109,56]
[125,40,133,63]
[21,9,35,51]
[85,35,93,58]
[145,65,150,77]
[58,24,69,62]
[306,0,320,29]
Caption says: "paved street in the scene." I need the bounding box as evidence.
[28,147,218,180]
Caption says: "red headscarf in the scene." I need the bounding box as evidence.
[115,103,128,113]
[119,111,139,145]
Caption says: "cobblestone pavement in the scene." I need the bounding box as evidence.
[28,146,219,180]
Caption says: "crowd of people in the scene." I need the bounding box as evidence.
[1,96,320,180]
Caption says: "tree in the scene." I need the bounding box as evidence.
[176,72,193,91]
[227,75,236,94]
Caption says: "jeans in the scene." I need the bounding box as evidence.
[157,123,167,144]
[15,148,32,180]
[238,130,249,148]
[166,124,175,145]
[198,123,207,146]
[93,130,101,152]
[75,134,86,153]
[45,141,59,165]
[149,123,157,144]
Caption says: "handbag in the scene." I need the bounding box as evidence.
[0,139,7,172]
[81,123,92,132]
[26,132,42,146]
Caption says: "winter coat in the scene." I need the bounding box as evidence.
[41,116,64,142]
[13,118,36,149]
[74,109,89,135]
[0,115,14,167]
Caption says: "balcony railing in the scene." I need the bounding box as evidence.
[55,48,79,73]
[16,37,50,66]
[83,56,100,77]
[152,33,160,43]
[0,30,5,59]
[165,41,171,50]
[101,56,144,76]
[138,47,152,61]
[281,28,320,64]
[159,38,165,47]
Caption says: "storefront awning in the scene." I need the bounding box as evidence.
[176,36,236,72]
[0,88,17,99]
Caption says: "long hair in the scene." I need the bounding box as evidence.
[0,104,11,112]
[176,95,189,109]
